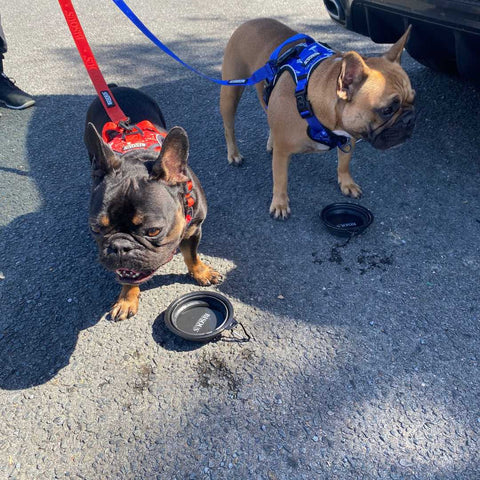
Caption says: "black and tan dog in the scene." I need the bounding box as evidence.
[84,86,221,321]
[220,18,416,219]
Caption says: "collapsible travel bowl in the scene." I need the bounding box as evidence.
[164,291,235,342]
[320,203,374,237]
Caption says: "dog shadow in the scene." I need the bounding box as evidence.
[0,93,119,390]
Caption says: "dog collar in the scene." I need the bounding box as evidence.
[263,35,350,151]
[102,120,167,155]
[184,179,195,225]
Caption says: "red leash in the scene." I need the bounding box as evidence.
[58,0,129,124]
[58,0,196,226]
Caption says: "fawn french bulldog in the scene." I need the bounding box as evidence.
[220,18,415,219]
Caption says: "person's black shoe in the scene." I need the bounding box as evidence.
[0,73,35,109]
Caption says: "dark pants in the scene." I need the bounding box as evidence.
[0,14,7,55]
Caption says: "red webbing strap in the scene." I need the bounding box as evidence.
[58,0,129,124]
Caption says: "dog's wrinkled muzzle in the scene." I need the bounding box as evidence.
[369,108,416,151]
[105,233,139,257]
[99,232,177,282]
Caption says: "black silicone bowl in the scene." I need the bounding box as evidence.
[321,203,374,237]
[164,291,235,342]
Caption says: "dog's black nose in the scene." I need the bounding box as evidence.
[109,238,134,255]
[401,109,416,131]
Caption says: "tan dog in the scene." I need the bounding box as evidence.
[220,18,416,219]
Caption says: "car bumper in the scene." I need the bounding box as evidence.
[324,0,480,80]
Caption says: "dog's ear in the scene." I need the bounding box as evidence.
[337,51,369,101]
[151,126,189,185]
[383,25,411,63]
[84,123,120,177]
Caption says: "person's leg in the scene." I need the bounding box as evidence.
[0,13,8,55]
[0,13,35,109]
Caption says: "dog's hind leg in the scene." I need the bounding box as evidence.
[220,84,245,166]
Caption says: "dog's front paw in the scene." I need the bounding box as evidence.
[190,261,223,286]
[227,151,244,166]
[110,298,139,321]
[339,180,362,198]
[269,195,291,220]
[109,285,140,321]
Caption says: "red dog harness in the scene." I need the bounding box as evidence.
[102,120,167,154]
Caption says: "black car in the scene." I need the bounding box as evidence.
[323,0,480,83]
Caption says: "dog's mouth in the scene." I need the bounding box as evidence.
[113,250,176,284]
[367,107,416,150]
[115,268,155,284]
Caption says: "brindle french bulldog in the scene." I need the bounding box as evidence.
[84,86,221,321]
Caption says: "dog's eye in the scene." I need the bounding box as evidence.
[381,98,400,118]
[145,227,161,237]
[382,106,394,116]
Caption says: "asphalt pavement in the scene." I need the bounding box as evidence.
[1,1,480,479]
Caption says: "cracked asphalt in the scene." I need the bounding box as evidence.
[1,0,479,479]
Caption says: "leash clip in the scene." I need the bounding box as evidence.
[117,118,134,131]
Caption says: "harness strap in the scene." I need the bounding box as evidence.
[264,35,351,151]
[184,180,195,225]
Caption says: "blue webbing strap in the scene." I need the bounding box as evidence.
[112,0,301,86]
[112,0,349,150]
[291,43,350,149]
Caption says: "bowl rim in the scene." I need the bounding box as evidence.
[320,202,374,235]
[164,291,235,342]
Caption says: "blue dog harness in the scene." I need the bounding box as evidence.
[263,34,350,151]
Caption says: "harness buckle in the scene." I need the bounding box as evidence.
[117,118,132,131]
[276,44,308,67]
[295,89,313,118]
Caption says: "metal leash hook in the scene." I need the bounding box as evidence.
[118,118,133,131]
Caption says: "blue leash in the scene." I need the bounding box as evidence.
[112,0,350,150]
[112,0,287,86]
